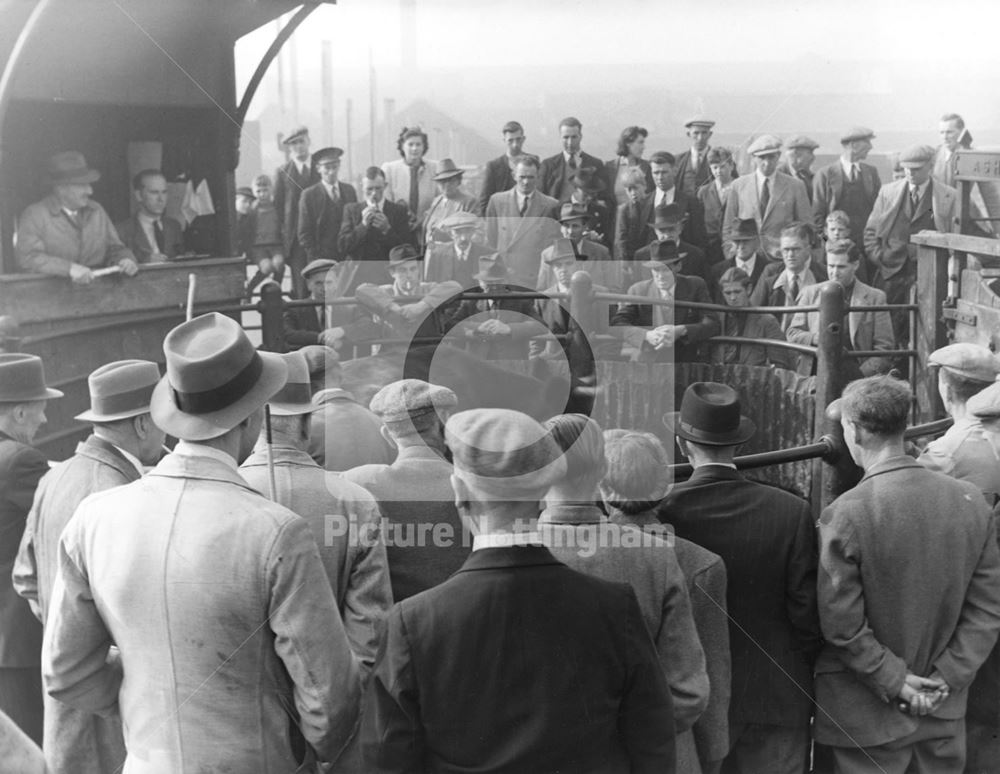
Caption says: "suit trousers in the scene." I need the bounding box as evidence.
[965,719,999,774]
[0,667,43,745]
[830,717,965,774]
[721,722,809,774]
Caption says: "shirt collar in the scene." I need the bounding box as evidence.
[137,211,160,225]
[910,180,930,199]
[322,180,337,196]
[776,266,813,289]
[538,503,605,525]
[736,253,758,273]
[563,151,578,164]
[114,444,145,476]
[472,531,544,551]
[756,168,775,186]
[173,439,239,472]
[840,157,858,177]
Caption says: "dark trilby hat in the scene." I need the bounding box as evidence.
[313,147,344,165]
[48,151,100,185]
[75,359,160,423]
[433,158,464,181]
[544,237,578,264]
[388,244,421,268]
[283,126,310,145]
[558,201,590,223]
[664,382,756,447]
[649,203,685,230]
[731,219,760,241]
[0,354,64,403]
[268,351,313,417]
[474,258,509,282]
[150,313,287,441]
[236,186,256,200]
[570,167,605,193]
[642,240,686,268]
[301,259,339,279]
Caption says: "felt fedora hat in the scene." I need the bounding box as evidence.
[642,240,686,268]
[388,244,421,268]
[48,151,100,185]
[268,351,313,416]
[649,203,684,230]
[433,158,464,181]
[544,237,578,264]
[730,219,760,241]
[75,359,160,422]
[664,382,756,447]
[0,354,64,403]
[150,313,287,441]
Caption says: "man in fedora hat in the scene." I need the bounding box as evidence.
[675,116,716,197]
[447,258,546,360]
[42,313,362,773]
[13,359,162,774]
[618,151,708,253]
[421,158,477,252]
[708,218,769,303]
[297,146,357,269]
[660,382,821,774]
[0,354,62,745]
[816,376,1000,774]
[273,126,320,297]
[612,240,719,363]
[725,135,811,260]
[424,211,493,289]
[536,202,622,292]
[813,127,882,251]
[240,351,392,678]
[362,408,677,772]
[632,202,709,281]
[16,151,138,284]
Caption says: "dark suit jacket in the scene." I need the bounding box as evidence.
[614,191,708,261]
[539,150,614,207]
[812,161,881,245]
[707,251,771,302]
[362,545,677,773]
[778,163,815,204]
[282,299,365,349]
[446,287,545,360]
[660,465,821,729]
[634,239,709,283]
[115,214,184,262]
[675,149,714,197]
[273,158,320,255]
[0,433,48,666]
[477,155,516,215]
[425,241,494,288]
[337,200,413,291]
[297,181,357,264]
[612,275,721,363]
[815,457,1000,747]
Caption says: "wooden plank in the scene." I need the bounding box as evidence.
[915,243,949,422]
[911,231,1000,256]
[956,151,1000,182]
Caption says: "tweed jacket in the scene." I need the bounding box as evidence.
[815,456,1000,746]
[337,199,414,291]
[777,162,815,203]
[787,280,895,376]
[297,181,358,264]
[696,179,730,246]
[42,450,362,772]
[863,178,959,265]
[424,240,494,287]
[12,434,137,774]
[484,188,561,287]
[273,158,320,255]
[0,434,48,667]
[115,213,184,262]
[381,158,440,221]
[812,160,881,238]
[723,172,812,259]
[539,506,709,733]
[661,465,821,729]
[917,416,1000,502]
[341,446,469,602]
[240,444,393,671]
[538,150,613,207]
[361,545,677,773]
[477,155,516,215]
[308,387,396,472]
[611,276,721,363]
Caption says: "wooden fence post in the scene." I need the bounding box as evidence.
[259,282,287,353]
[814,282,851,513]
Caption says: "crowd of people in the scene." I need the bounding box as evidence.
[3,111,999,774]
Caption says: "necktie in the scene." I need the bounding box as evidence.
[849,164,857,182]
[519,195,529,217]
[328,185,339,202]
[911,186,920,212]
[789,275,800,303]
[408,164,420,215]
[759,178,770,218]
[153,220,165,252]
[568,154,577,171]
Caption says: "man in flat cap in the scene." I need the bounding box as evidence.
[16,151,138,284]
[362,407,677,772]
[273,126,320,296]
[240,351,392,674]
[538,116,613,210]
[916,343,1000,501]
[661,382,820,774]
[725,135,811,260]
[297,146,357,269]
[816,375,1000,774]
[612,240,720,363]
[0,354,62,744]
[536,202,623,292]
[698,146,737,265]
[813,127,882,252]
[424,211,492,288]
[675,117,716,197]
[283,259,368,352]
[420,158,477,253]
[779,136,820,203]
[13,359,162,774]
[42,313,362,773]
[341,379,467,602]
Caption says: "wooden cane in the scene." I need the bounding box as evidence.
[186,273,197,321]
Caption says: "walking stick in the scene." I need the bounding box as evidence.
[186,273,197,321]
[264,404,277,502]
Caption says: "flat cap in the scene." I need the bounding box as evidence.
[898,144,936,168]
[441,211,480,231]
[929,343,999,383]
[785,135,819,151]
[968,381,1000,419]
[301,259,338,279]
[445,408,568,497]
[840,126,875,144]
[685,116,715,129]
[748,135,783,157]
[369,378,457,424]
[283,126,309,145]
